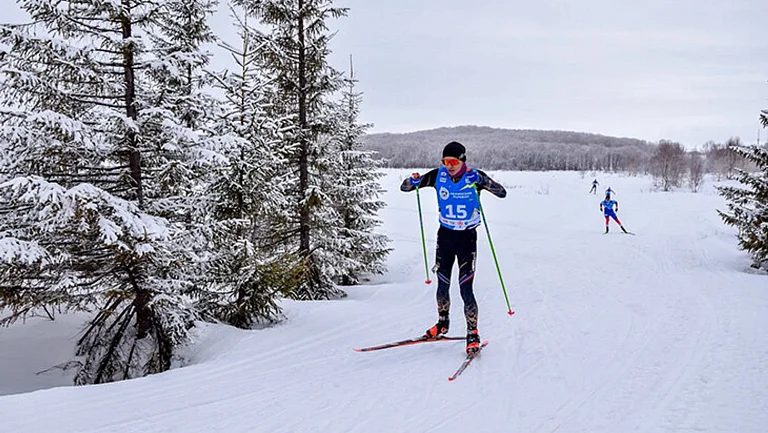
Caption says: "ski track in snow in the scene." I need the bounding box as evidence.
[1,171,767,433]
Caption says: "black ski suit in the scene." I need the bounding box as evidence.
[400,168,506,332]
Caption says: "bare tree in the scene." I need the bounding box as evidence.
[705,138,748,180]
[704,141,726,180]
[723,137,744,178]
[650,140,686,191]
[688,151,705,192]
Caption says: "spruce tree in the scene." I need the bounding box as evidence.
[762,108,768,132]
[717,143,768,271]
[0,0,220,383]
[197,7,300,328]
[234,0,349,300]
[324,67,390,285]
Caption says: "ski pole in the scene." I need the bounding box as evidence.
[473,185,514,315]
[415,186,432,285]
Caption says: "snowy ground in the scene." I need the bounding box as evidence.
[1,170,766,433]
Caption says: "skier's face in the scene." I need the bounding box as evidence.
[442,157,463,176]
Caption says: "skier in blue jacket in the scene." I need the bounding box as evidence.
[600,194,628,234]
[400,141,506,354]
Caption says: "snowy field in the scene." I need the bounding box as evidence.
[1,170,767,433]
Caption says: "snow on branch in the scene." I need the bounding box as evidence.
[1,176,170,252]
[0,237,47,265]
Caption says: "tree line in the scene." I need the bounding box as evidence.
[363,126,762,187]
[0,0,388,384]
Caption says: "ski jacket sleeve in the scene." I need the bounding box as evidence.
[476,169,506,198]
[400,168,439,192]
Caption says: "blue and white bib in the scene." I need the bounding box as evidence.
[435,167,482,230]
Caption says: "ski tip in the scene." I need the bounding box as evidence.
[508,310,515,316]
[448,377,456,382]
[425,279,432,284]
[353,348,362,352]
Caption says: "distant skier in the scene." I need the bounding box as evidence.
[589,179,599,194]
[600,194,628,234]
[605,186,615,198]
[401,141,507,355]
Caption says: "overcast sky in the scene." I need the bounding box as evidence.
[4,0,767,148]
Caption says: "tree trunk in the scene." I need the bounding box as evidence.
[133,286,152,339]
[121,0,150,339]
[297,0,310,256]
[121,0,143,207]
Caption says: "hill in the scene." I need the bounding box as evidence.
[362,125,654,171]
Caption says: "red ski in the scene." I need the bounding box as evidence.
[354,335,464,352]
[448,340,489,381]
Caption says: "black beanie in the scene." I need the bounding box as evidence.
[442,141,466,161]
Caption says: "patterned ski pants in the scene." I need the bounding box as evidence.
[434,226,478,331]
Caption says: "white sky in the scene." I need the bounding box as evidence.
[4,0,767,148]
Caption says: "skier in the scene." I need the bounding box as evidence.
[589,179,599,194]
[400,141,507,355]
[600,194,628,234]
[605,186,615,198]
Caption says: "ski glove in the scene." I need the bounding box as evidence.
[465,170,483,186]
[410,173,421,187]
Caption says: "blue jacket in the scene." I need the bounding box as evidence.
[600,199,618,215]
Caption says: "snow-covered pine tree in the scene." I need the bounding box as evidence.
[150,0,218,129]
[141,0,221,224]
[234,0,349,300]
[196,6,301,328]
[717,142,768,271]
[0,23,109,319]
[0,0,220,384]
[322,64,390,286]
[762,108,768,132]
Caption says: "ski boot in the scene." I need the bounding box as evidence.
[425,318,449,339]
[620,225,628,234]
[604,226,609,234]
[466,329,481,355]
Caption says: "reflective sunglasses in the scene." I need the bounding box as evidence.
[442,157,462,167]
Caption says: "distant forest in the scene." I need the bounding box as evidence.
[361,125,748,175]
